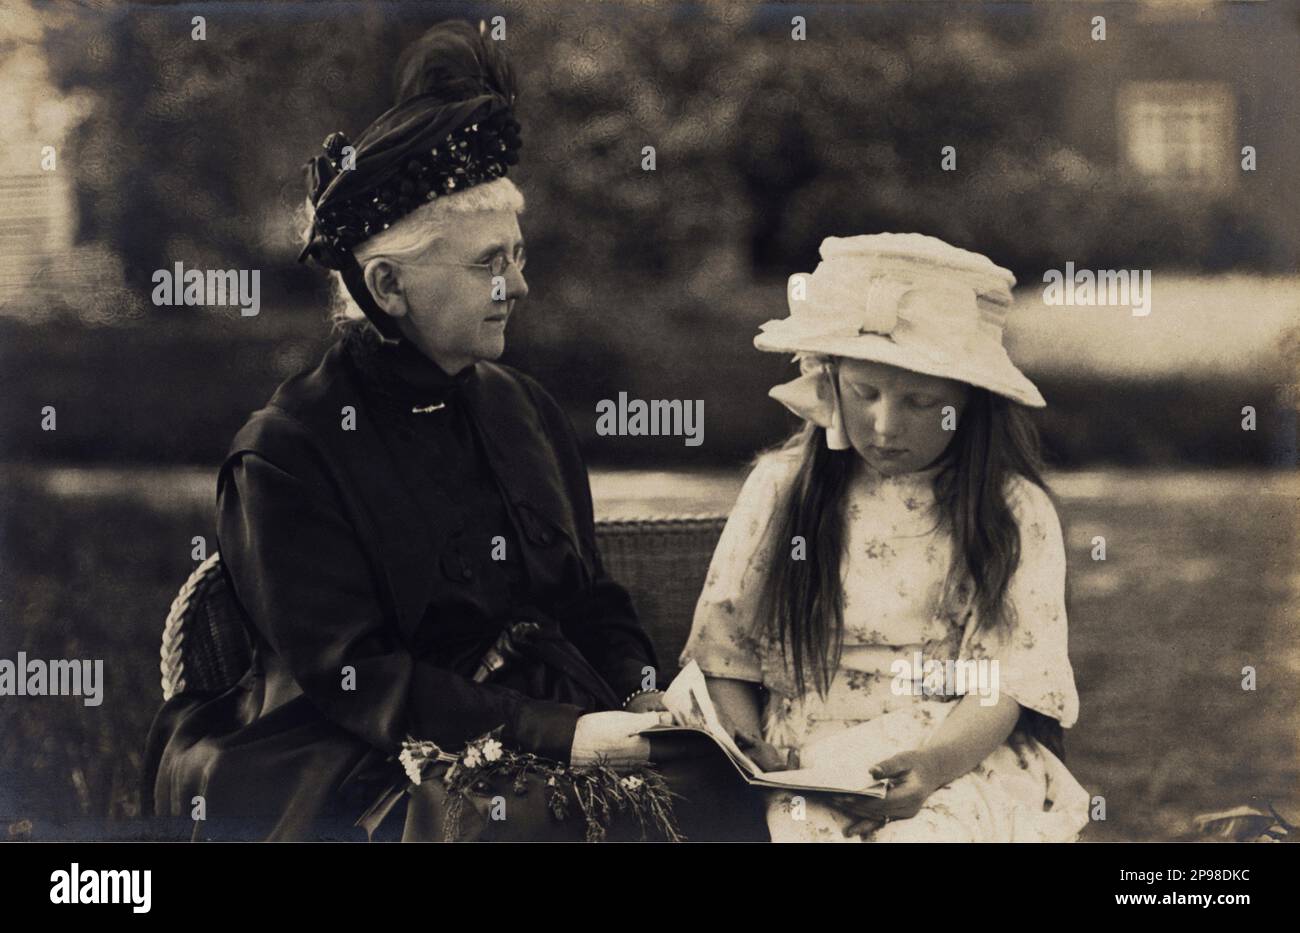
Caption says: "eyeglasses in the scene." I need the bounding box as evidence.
[428,245,527,278]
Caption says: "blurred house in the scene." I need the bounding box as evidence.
[0,171,124,322]
[994,0,1300,440]
[0,172,71,304]
[0,2,125,322]
[1052,0,1299,269]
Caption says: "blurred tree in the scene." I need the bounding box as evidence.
[22,0,1286,469]
[41,0,405,299]
[39,0,1279,314]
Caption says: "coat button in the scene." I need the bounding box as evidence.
[519,505,557,547]
[440,550,473,584]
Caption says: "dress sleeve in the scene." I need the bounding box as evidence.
[679,454,792,683]
[959,478,1080,728]
[218,441,583,762]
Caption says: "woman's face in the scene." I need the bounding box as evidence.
[835,358,969,476]
[388,210,528,374]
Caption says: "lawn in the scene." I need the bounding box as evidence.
[0,464,1295,841]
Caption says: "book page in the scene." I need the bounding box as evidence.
[657,660,765,775]
[643,662,889,796]
[760,721,888,794]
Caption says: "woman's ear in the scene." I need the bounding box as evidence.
[362,258,409,319]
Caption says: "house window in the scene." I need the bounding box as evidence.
[1118,81,1235,190]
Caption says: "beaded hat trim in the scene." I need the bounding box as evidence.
[300,100,522,270]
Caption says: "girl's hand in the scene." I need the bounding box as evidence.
[828,749,944,838]
[734,730,799,772]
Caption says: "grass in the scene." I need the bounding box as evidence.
[1054,470,1299,841]
[0,464,1295,841]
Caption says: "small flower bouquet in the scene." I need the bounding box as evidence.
[399,727,683,842]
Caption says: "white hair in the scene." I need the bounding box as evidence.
[299,176,526,334]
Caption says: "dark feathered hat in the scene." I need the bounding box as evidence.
[298,20,523,340]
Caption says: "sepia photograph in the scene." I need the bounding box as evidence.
[0,0,1296,885]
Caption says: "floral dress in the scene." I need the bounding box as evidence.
[680,448,1091,842]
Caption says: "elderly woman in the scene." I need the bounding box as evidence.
[142,21,766,842]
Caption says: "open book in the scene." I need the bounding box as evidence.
[640,661,889,798]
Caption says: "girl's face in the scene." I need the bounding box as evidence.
[835,358,970,476]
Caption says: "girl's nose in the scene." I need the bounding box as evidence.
[869,399,903,441]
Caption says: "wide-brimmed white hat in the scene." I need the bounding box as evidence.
[757,233,1044,448]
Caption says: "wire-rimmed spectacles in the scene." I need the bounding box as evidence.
[428,245,526,278]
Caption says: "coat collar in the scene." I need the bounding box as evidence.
[237,333,587,646]
[340,334,583,639]
[343,326,577,539]
[343,325,478,412]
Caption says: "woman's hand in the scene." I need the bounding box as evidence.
[569,710,672,770]
[624,690,668,714]
[828,749,945,838]
[734,729,799,772]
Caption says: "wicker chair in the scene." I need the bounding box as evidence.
[159,516,727,701]
[158,514,1063,761]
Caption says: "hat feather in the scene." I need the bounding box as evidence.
[393,19,517,108]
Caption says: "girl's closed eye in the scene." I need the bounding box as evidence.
[907,394,940,409]
[846,382,878,401]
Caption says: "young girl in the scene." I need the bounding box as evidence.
[682,233,1091,842]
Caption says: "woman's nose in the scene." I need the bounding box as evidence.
[506,265,528,301]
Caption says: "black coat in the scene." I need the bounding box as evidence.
[143,329,661,840]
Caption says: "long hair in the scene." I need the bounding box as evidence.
[754,385,1048,699]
